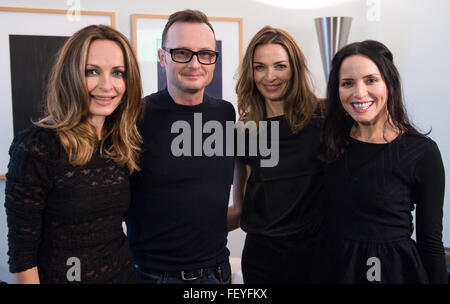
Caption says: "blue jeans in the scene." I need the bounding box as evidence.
[135,259,232,284]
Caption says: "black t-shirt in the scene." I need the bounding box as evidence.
[239,115,325,238]
[125,89,236,272]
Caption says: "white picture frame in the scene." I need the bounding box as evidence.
[0,7,115,178]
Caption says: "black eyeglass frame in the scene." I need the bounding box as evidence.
[162,47,219,65]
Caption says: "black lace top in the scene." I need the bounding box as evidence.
[5,126,139,283]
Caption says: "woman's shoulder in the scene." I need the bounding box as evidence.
[9,125,60,159]
[399,132,437,150]
[394,132,442,167]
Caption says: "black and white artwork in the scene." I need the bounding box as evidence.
[9,35,68,136]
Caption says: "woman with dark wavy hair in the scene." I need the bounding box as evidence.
[317,40,447,283]
[228,26,325,283]
[5,25,143,283]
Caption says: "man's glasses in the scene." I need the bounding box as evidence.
[162,47,219,65]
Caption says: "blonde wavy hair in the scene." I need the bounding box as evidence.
[236,26,318,133]
[37,25,142,173]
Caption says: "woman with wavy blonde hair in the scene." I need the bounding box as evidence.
[228,26,325,283]
[5,25,142,283]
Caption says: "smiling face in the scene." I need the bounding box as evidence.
[158,22,216,96]
[339,54,388,127]
[253,43,292,103]
[85,39,126,126]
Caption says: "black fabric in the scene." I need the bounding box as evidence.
[126,88,235,272]
[242,232,319,284]
[315,133,447,284]
[237,114,324,284]
[239,115,325,237]
[5,126,138,283]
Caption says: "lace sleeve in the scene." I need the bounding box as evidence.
[4,127,54,273]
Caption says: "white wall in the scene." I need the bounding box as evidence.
[1,0,449,282]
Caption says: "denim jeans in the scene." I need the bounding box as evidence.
[136,259,232,284]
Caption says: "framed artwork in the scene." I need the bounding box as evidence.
[0,7,115,178]
[131,14,243,105]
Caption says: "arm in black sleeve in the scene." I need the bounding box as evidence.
[413,142,448,284]
[4,129,52,273]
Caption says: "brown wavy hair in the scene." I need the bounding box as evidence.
[236,26,318,133]
[37,25,142,173]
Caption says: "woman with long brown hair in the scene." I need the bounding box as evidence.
[5,25,143,283]
[228,26,324,283]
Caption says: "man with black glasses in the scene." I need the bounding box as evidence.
[125,9,236,284]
